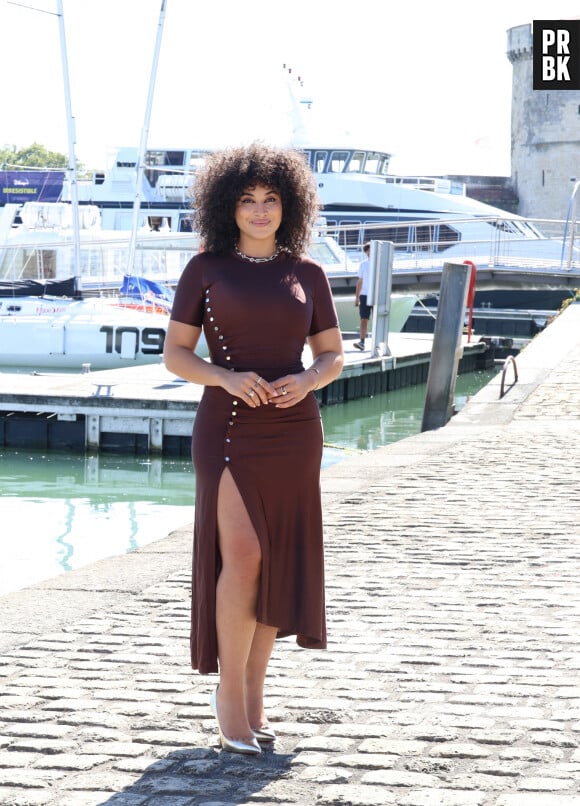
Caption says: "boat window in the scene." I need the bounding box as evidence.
[363,153,380,175]
[361,223,459,252]
[518,219,540,237]
[491,216,545,238]
[323,219,338,239]
[146,150,186,167]
[329,151,349,173]
[379,154,390,175]
[22,248,57,278]
[335,222,362,249]
[179,216,194,232]
[363,224,410,247]
[302,149,314,169]
[437,224,461,248]
[512,220,539,238]
[313,151,328,172]
[144,150,186,189]
[489,218,520,235]
[308,242,341,265]
[347,152,366,173]
[363,152,390,176]
[189,151,208,171]
[147,217,163,232]
[414,224,439,251]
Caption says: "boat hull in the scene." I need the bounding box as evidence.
[334,292,419,333]
[0,289,414,371]
[0,301,169,371]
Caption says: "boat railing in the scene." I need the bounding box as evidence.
[0,231,198,285]
[383,176,466,195]
[317,216,580,272]
[561,181,580,268]
[1,215,579,285]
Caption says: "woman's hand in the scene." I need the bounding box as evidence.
[221,371,278,408]
[272,330,344,408]
[270,370,317,408]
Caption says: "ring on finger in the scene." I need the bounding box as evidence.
[255,376,262,387]
[248,390,255,398]
[281,386,288,396]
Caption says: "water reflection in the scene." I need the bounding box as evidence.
[321,368,496,453]
[55,501,75,572]
[0,452,195,595]
[323,386,425,452]
[1,452,195,503]
[0,369,496,595]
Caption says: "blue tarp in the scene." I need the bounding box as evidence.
[119,275,174,306]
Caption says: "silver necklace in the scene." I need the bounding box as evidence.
[234,245,280,263]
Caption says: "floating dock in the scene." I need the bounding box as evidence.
[404,304,556,339]
[0,334,494,455]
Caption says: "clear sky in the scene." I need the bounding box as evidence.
[1,0,578,177]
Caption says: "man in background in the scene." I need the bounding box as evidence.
[354,242,371,350]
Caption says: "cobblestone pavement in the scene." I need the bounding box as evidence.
[1,305,580,806]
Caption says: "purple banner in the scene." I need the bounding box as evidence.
[0,171,65,204]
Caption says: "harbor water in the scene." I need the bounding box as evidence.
[1,369,497,596]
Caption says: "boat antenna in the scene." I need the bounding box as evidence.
[126,0,168,276]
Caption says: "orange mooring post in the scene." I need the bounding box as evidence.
[463,260,477,343]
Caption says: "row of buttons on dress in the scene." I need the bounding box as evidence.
[205,289,234,368]
[205,289,236,465]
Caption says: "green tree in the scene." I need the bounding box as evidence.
[0,143,85,173]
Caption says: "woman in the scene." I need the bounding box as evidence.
[163,142,344,755]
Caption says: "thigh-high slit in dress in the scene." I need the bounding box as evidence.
[170,251,340,674]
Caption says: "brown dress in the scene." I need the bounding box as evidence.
[170,251,340,674]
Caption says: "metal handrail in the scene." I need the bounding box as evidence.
[561,181,580,270]
[499,355,518,399]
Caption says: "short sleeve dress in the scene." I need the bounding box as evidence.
[171,250,340,674]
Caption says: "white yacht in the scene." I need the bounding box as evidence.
[62,143,527,244]
[2,61,576,280]
[59,144,577,290]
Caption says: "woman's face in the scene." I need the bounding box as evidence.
[235,184,282,246]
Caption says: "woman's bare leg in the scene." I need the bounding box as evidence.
[215,468,265,741]
[246,623,278,729]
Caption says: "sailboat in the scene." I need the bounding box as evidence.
[0,6,419,369]
[0,1,173,371]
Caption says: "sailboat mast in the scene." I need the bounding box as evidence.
[56,0,81,293]
[127,0,168,275]
[283,65,312,146]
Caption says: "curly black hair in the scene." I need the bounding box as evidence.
[191,142,320,257]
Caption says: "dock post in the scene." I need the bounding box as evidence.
[150,417,163,453]
[368,240,394,358]
[86,414,101,451]
[421,262,471,432]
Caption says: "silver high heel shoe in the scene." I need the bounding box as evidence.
[210,686,261,756]
[253,725,276,743]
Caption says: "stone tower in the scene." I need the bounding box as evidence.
[507,22,580,220]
